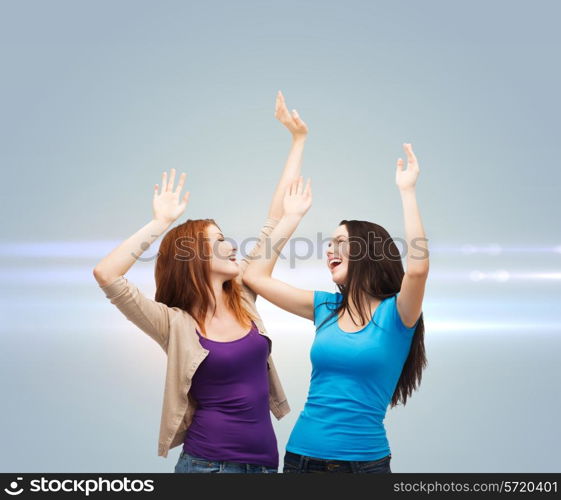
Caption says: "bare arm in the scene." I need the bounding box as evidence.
[238,91,310,301]
[93,218,171,286]
[266,90,309,220]
[93,169,189,285]
[395,143,429,328]
[243,177,315,320]
[93,169,190,351]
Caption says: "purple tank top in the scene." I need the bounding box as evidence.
[183,320,278,467]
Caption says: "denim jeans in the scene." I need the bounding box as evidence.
[174,449,278,474]
[283,450,392,473]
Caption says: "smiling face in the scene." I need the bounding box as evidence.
[206,224,239,279]
[326,224,350,285]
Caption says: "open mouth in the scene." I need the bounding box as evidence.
[328,258,342,270]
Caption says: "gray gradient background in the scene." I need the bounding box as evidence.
[1,0,559,472]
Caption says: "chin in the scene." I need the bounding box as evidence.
[330,271,346,285]
[213,265,239,281]
[226,266,239,279]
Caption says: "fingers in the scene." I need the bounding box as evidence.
[403,142,418,165]
[288,176,310,196]
[292,176,302,195]
[296,175,304,194]
[286,176,313,197]
[159,169,187,195]
[396,158,405,171]
[154,184,160,197]
[275,90,290,120]
[289,177,298,196]
[275,90,285,114]
[167,168,176,191]
[292,109,304,127]
[174,172,187,195]
[285,176,312,204]
[304,177,312,197]
[275,91,306,132]
[275,91,280,115]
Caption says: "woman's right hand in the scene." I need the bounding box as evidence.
[152,168,190,224]
[275,90,308,139]
[283,175,312,218]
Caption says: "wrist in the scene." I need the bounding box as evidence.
[291,134,307,143]
[151,218,173,232]
[281,213,304,223]
[399,187,417,196]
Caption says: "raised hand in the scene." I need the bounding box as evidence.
[396,143,420,191]
[152,168,190,224]
[283,175,312,218]
[274,90,308,139]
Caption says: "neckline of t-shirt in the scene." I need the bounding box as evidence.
[334,296,387,334]
[196,321,256,344]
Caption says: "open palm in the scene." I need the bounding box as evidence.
[283,176,312,217]
[153,168,190,224]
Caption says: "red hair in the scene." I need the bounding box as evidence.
[154,218,256,336]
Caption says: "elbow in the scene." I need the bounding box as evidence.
[405,263,430,278]
[242,268,257,287]
[92,265,104,283]
[93,265,117,287]
[242,268,266,291]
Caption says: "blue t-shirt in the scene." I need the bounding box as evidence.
[285,290,419,461]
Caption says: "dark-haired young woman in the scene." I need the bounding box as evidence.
[243,143,429,473]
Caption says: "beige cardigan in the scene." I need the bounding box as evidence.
[98,217,290,458]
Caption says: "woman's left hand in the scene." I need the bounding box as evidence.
[275,90,308,139]
[396,143,420,191]
[283,176,312,218]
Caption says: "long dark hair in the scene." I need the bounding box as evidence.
[317,219,427,407]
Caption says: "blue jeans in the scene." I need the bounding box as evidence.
[283,450,392,473]
[174,450,278,474]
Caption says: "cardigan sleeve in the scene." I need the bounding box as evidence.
[98,275,171,352]
[236,216,281,303]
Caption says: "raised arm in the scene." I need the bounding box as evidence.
[93,168,190,351]
[93,169,189,284]
[395,143,429,328]
[237,91,309,298]
[266,90,308,220]
[243,176,315,320]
